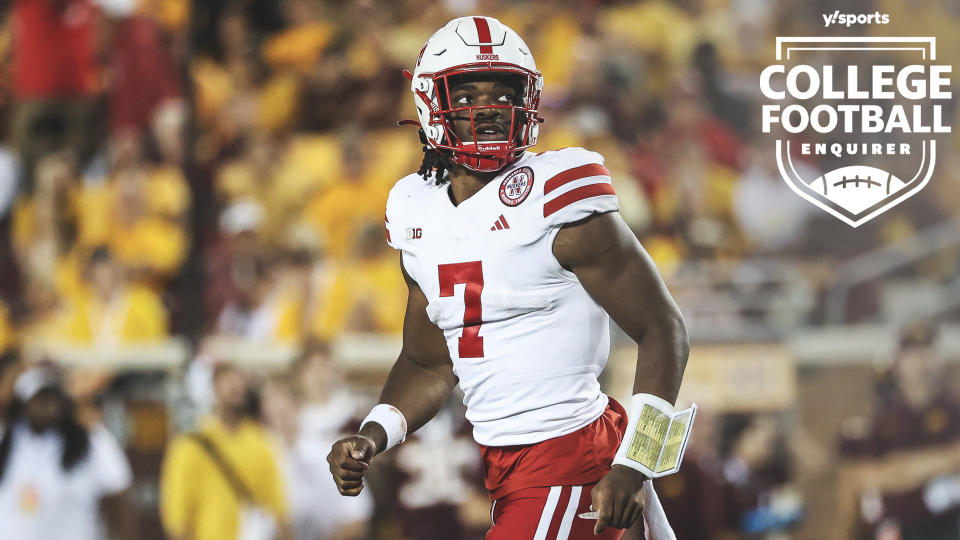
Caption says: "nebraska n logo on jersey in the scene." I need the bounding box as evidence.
[500,167,533,206]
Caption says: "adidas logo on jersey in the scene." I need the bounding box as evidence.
[490,215,510,231]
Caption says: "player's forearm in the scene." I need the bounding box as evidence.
[360,353,456,454]
[631,303,689,404]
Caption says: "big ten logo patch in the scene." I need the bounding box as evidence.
[405,227,423,240]
[499,166,534,206]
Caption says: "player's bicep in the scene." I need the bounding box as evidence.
[398,256,455,384]
[553,212,682,341]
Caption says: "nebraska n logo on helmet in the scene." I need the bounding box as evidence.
[402,16,544,173]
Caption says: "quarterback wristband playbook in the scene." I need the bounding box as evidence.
[360,404,408,452]
[612,393,698,478]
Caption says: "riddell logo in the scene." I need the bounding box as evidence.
[823,11,890,27]
[476,53,499,61]
[761,37,952,227]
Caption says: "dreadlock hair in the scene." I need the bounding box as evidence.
[417,145,453,185]
[415,126,454,185]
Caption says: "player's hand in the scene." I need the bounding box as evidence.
[590,465,648,535]
[327,435,376,496]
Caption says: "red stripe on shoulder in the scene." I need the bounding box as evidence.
[543,183,616,217]
[543,163,611,194]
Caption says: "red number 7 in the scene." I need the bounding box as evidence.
[438,261,484,358]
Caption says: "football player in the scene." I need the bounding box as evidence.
[328,16,688,539]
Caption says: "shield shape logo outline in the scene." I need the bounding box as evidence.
[769,37,944,228]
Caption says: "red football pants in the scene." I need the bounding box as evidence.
[486,482,624,540]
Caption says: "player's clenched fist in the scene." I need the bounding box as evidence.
[590,465,647,535]
[327,435,376,496]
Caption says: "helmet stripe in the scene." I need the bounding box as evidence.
[473,17,494,54]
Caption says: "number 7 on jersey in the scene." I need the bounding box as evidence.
[438,261,484,358]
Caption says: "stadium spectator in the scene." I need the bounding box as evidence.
[8,0,103,185]
[205,199,268,326]
[0,364,134,540]
[262,364,371,540]
[216,257,282,341]
[107,12,181,136]
[10,152,76,305]
[300,136,389,262]
[74,131,190,284]
[718,413,803,536]
[55,246,169,345]
[312,221,404,339]
[837,322,960,540]
[160,362,290,540]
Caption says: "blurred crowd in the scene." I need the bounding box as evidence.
[3,320,956,540]
[0,0,959,539]
[1,0,959,353]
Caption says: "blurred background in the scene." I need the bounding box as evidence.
[0,0,958,539]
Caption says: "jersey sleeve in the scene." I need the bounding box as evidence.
[541,148,619,228]
[384,175,419,251]
[384,187,403,250]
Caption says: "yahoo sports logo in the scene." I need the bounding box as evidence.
[761,37,952,227]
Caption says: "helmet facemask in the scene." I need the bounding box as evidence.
[416,65,542,172]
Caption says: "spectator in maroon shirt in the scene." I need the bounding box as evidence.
[107,14,181,137]
[837,322,960,540]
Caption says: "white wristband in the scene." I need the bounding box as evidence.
[360,404,408,452]
[612,393,697,478]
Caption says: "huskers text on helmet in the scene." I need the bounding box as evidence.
[761,37,952,227]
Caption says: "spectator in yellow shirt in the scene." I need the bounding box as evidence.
[160,363,290,540]
[74,132,189,284]
[313,222,405,339]
[301,141,388,262]
[55,246,169,346]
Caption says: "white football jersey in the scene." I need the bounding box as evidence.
[385,148,619,446]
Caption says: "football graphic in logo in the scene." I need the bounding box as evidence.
[499,166,534,206]
[807,165,912,215]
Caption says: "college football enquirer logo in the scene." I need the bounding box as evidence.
[761,37,952,227]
